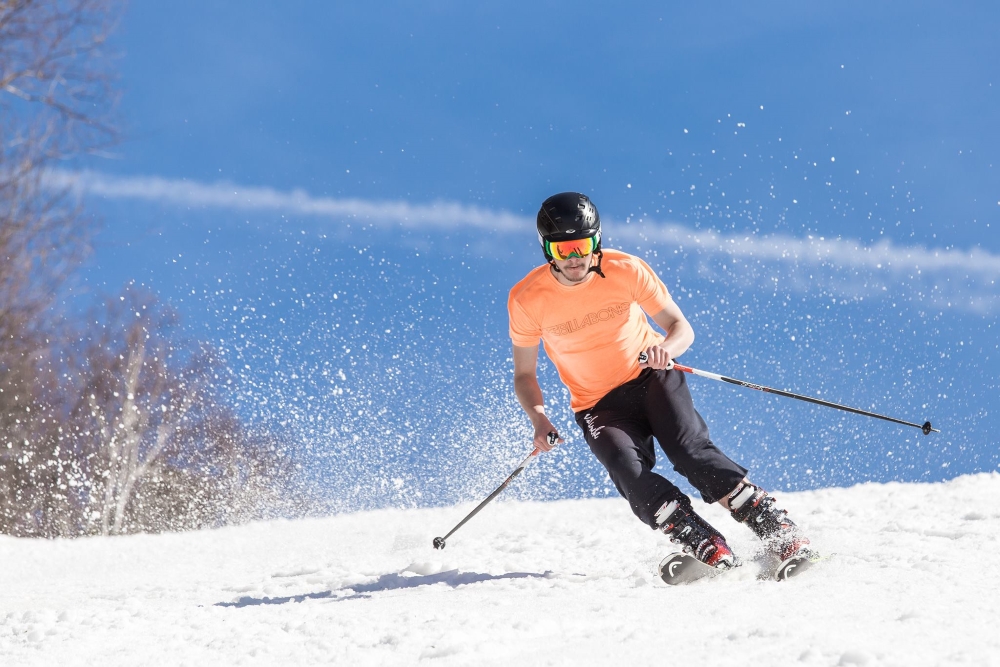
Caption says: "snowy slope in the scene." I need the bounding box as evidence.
[2,473,998,666]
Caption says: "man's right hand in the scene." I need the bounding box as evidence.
[533,419,564,452]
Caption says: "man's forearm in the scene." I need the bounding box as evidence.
[649,307,696,361]
[661,320,695,359]
[514,374,548,427]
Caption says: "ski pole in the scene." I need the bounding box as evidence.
[638,352,938,435]
[432,432,558,549]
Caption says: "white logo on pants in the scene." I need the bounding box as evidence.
[584,413,604,440]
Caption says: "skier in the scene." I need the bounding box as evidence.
[508,192,812,572]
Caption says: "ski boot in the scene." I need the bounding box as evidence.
[654,497,736,570]
[727,483,814,562]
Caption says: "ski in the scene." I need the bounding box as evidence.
[772,550,820,581]
[660,550,822,584]
[658,552,733,585]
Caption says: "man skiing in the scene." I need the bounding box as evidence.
[508,192,812,574]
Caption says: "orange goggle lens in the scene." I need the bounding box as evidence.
[546,236,597,260]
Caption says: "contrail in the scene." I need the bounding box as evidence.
[44,168,1000,312]
[44,168,526,231]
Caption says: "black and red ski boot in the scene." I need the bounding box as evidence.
[654,498,737,570]
[727,483,814,562]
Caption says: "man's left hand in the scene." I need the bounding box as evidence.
[639,345,674,370]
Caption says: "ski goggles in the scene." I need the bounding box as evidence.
[545,235,598,260]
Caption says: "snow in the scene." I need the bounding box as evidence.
[2,473,999,666]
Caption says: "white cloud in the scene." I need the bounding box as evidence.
[45,169,1000,313]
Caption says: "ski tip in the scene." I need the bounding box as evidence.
[658,552,732,585]
[774,554,818,581]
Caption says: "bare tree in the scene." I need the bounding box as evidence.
[1,0,118,319]
[1,2,301,537]
[66,289,295,536]
[1,0,119,154]
[1,0,121,536]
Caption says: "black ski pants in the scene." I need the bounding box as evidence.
[574,368,747,528]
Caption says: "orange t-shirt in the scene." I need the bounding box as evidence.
[508,249,674,412]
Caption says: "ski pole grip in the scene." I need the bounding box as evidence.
[637,351,673,370]
[546,431,559,447]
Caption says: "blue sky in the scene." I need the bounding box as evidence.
[63,2,999,509]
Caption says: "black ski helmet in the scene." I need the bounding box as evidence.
[536,192,605,277]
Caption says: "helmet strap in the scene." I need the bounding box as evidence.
[588,249,606,278]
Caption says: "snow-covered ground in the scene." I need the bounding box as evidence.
[2,473,998,666]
